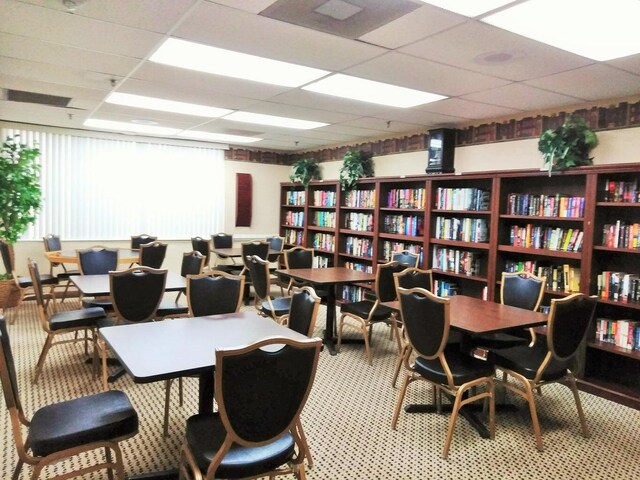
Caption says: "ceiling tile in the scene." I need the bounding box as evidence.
[462,83,584,110]
[415,97,523,120]
[607,53,640,76]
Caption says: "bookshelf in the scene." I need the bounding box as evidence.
[279,163,640,409]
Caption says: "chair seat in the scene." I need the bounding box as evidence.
[18,274,58,288]
[261,296,291,318]
[185,412,295,478]
[29,390,138,457]
[82,298,114,310]
[491,341,568,382]
[57,269,80,280]
[471,331,530,350]
[49,307,106,330]
[340,300,393,322]
[156,300,189,317]
[415,349,495,386]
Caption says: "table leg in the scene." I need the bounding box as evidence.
[322,286,337,355]
[198,369,215,413]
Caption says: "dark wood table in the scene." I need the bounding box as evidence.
[276,267,376,355]
[71,271,186,296]
[45,248,140,265]
[383,295,548,438]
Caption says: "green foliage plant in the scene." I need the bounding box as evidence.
[339,150,374,191]
[289,157,321,187]
[538,114,598,176]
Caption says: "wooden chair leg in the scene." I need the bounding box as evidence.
[296,420,314,468]
[362,323,372,365]
[391,373,412,429]
[442,389,464,459]
[523,380,544,451]
[101,339,109,391]
[33,334,54,384]
[565,374,590,438]
[391,344,408,388]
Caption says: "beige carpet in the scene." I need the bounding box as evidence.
[2,297,640,479]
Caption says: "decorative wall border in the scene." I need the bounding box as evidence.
[224,100,640,165]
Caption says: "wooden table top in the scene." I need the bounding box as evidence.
[71,271,186,297]
[276,267,375,285]
[99,311,309,383]
[383,295,547,334]
[45,248,139,264]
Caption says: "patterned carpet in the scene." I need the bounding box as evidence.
[2,297,640,480]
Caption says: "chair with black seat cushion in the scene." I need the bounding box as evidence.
[338,261,406,365]
[391,250,420,268]
[191,236,212,271]
[27,259,106,384]
[174,250,206,303]
[491,293,597,452]
[77,246,118,311]
[239,241,270,303]
[138,241,167,269]
[0,316,139,480]
[282,246,329,298]
[211,232,236,273]
[42,234,79,302]
[130,233,157,251]
[391,287,495,459]
[245,254,291,322]
[162,271,246,437]
[178,336,321,480]
[281,286,321,337]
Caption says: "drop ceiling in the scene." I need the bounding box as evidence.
[1,0,639,152]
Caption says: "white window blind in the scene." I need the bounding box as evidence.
[2,127,225,240]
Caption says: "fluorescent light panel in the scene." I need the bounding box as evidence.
[419,0,516,17]
[482,0,640,61]
[84,119,180,136]
[106,92,232,118]
[150,38,330,88]
[177,130,262,143]
[302,74,447,108]
[223,112,328,130]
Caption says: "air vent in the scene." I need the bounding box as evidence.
[6,89,71,108]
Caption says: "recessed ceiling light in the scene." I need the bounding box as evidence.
[105,92,232,118]
[482,0,640,61]
[222,112,329,130]
[177,130,262,143]
[314,0,363,20]
[302,74,447,108]
[130,119,159,125]
[419,0,516,17]
[150,38,330,88]
[83,119,180,136]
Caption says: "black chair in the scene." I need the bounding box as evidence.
[282,246,329,298]
[211,232,236,272]
[0,316,139,480]
[392,287,495,459]
[282,286,321,337]
[245,255,291,322]
[178,336,321,480]
[338,261,406,365]
[174,250,206,302]
[239,241,270,303]
[130,233,157,250]
[191,236,212,271]
[42,234,79,301]
[77,246,118,311]
[138,241,167,269]
[492,293,597,451]
[391,250,420,268]
[28,259,106,384]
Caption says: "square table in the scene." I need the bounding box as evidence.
[276,267,376,355]
[71,271,186,297]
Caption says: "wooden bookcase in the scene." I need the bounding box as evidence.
[280,163,640,409]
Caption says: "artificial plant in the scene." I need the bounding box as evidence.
[289,157,321,187]
[538,114,598,176]
[339,150,374,191]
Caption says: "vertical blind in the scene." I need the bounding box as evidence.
[2,127,225,241]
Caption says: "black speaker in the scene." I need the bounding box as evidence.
[426,129,455,174]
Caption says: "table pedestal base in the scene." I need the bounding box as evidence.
[127,470,178,480]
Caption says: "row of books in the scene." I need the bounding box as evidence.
[283,229,303,246]
[433,279,459,297]
[343,189,375,209]
[595,318,640,350]
[344,212,374,232]
[505,193,585,218]
[312,211,336,228]
[386,188,425,209]
[312,190,336,207]
[507,225,583,252]
[312,255,330,268]
[283,211,304,227]
[432,246,482,276]
[312,233,335,252]
[433,216,488,243]
[341,285,368,303]
[435,187,490,211]
[601,221,640,249]
[285,190,305,206]
[601,179,639,203]
[343,236,373,258]
[502,262,580,292]
[381,241,423,263]
[343,261,373,273]
[381,215,424,237]
[597,271,640,303]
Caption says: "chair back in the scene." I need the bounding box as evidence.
[547,293,597,361]
[0,240,13,274]
[212,233,233,249]
[131,234,157,251]
[241,241,269,270]
[0,316,23,416]
[245,255,271,301]
[397,287,450,359]
[43,234,62,252]
[27,259,47,311]
[287,286,321,337]
[139,241,167,269]
[187,272,245,317]
[191,237,211,266]
[375,261,407,302]
[394,267,433,292]
[266,236,285,262]
[78,247,118,275]
[501,271,545,311]
[181,251,205,278]
[391,250,420,268]
[215,336,321,446]
[284,246,314,270]
[110,267,167,323]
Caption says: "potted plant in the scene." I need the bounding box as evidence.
[0,135,42,309]
[339,150,374,191]
[538,114,598,176]
[289,157,321,187]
